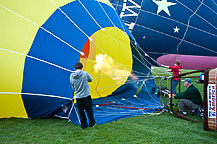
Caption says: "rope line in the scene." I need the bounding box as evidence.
[176,0,204,54]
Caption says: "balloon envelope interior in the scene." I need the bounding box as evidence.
[0,0,161,124]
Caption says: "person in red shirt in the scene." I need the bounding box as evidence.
[161,60,182,95]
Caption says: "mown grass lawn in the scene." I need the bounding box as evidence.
[0,67,217,144]
[0,113,217,144]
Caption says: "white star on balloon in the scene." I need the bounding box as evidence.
[173,26,180,33]
[152,0,176,16]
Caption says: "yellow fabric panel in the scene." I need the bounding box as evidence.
[89,35,96,59]
[84,27,132,98]
[0,94,28,118]
[0,51,28,118]
[0,0,75,118]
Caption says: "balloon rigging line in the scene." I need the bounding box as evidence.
[0,3,146,78]
[94,72,102,98]
[90,77,162,106]
[111,1,217,38]
[114,0,120,11]
[90,77,163,92]
[68,1,165,115]
[151,68,173,75]
[131,40,148,66]
[131,96,161,106]
[121,97,161,107]
[135,96,161,106]
[48,0,149,77]
[111,0,217,72]
[0,47,74,73]
[98,106,162,113]
[113,1,127,33]
[132,0,144,30]
[176,0,204,55]
[213,0,217,5]
[0,1,168,83]
[0,45,149,86]
[1,1,164,105]
[0,92,73,100]
[113,1,140,36]
[91,75,150,78]
[0,4,83,56]
[90,80,137,91]
[95,0,157,72]
[77,0,105,31]
[94,110,153,116]
[110,0,217,77]
[48,0,93,41]
[94,110,162,117]
[140,8,217,37]
[96,1,118,29]
[130,39,172,76]
[94,104,162,115]
[0,2,163,117]
[78,0,150,75]
[141,5,217,37]
[88,37,150,77]
[77,0,152,71]
[176,0,217,30]
[127,21,217,54]
[97,104,162,112]
[199,0,217,15]
[95,99,161,112]
[96,0,129,38]
[103,30,152,71]
[130,40,159,73]
[54,115,68,119]
[0,45,150,87]
[143,80,162,104]
[68,101,81,124]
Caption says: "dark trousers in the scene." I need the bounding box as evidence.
[179,99,199,112]
[76,96,95,129]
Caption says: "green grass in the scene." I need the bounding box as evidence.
[0,114,216,144]
[0,67,217,144]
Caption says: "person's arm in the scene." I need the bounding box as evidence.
[86,72,92,82]
[174,92,185,99]
[174,86,194,99]
[161,64,169,69]
[70,73,75,90]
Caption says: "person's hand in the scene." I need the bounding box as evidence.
[168,94,175,99]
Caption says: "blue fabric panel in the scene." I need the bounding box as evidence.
[22,0,127,118]
[109,0,217,63]
[21,0,161,124]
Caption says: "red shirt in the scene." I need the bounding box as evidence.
[169,65,182,81]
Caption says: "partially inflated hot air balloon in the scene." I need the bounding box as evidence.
[0,0,161,125]
[109,0,217,70]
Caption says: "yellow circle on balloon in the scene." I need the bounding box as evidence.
[79,27,133,99]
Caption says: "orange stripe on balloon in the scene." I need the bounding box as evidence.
[79,39,90,60]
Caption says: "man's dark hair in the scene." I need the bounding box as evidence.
[74,62,83,70]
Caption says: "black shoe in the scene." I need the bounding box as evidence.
[189,110,198,116]
[89,120,96,127]
[81,123,88,129]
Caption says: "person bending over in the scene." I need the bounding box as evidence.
[174,78,203,115]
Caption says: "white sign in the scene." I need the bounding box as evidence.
[207,84,216,118]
